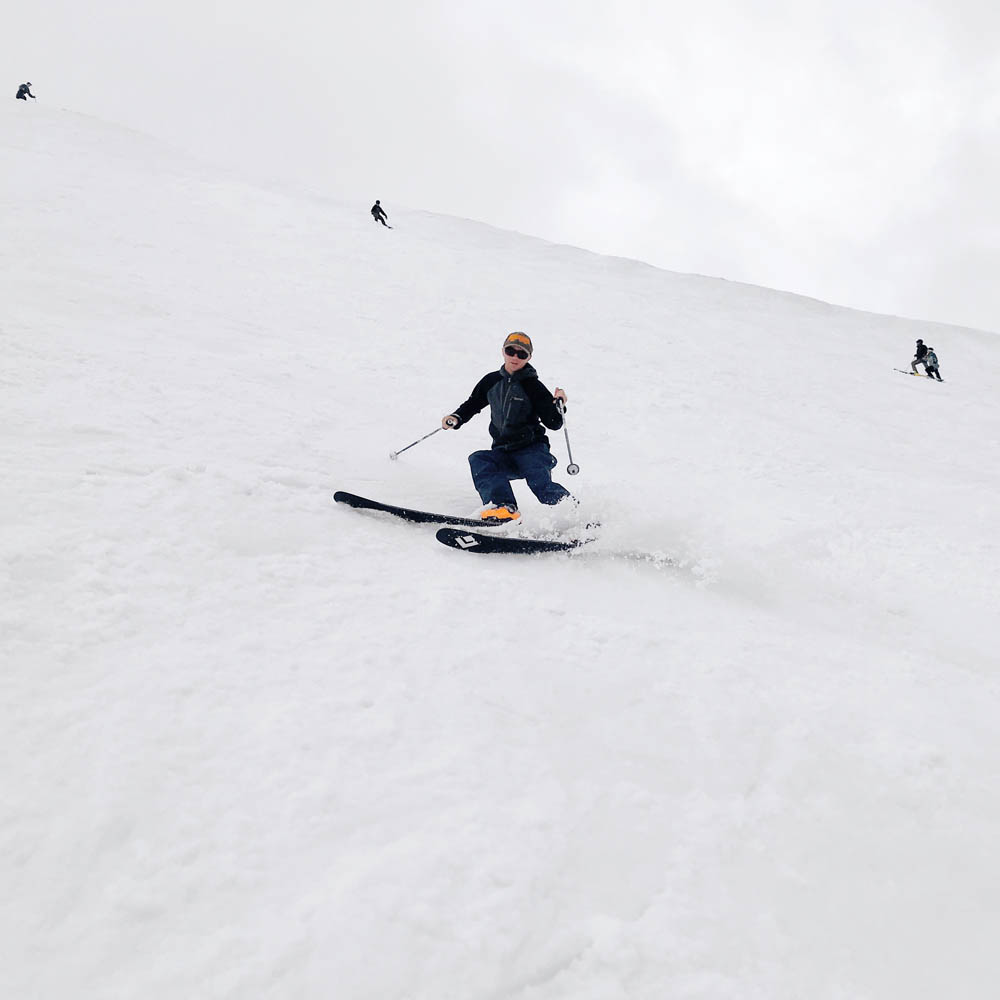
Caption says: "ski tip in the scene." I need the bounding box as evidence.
[333,490,363,505]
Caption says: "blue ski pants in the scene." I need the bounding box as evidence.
[469,442,571,508]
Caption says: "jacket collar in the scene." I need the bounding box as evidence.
[498,362,537,381]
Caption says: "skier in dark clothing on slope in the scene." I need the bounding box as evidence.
[15,82,36,101]
[371,200,390,227]
[441,332,571,523]
[911,339,929,374]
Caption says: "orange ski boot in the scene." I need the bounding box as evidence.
[480,505,521,524]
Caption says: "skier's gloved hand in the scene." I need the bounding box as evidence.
[442,414,460,429]
[554,388,567,404]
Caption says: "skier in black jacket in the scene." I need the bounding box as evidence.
[442,332,570,522]
[911,339,929,374]
[16,82,36,101]
[371,200,389,227]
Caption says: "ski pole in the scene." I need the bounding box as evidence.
[389,426,442,461]
[556,400,579,475]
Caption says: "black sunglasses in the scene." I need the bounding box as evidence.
[504,346,530,360]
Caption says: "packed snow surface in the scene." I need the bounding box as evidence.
[3,107,999,999]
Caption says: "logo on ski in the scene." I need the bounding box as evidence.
[455,534,481,549]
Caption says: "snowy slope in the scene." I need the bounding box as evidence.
[3,107,1000,1000]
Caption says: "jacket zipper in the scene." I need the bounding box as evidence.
[500,374,515,435]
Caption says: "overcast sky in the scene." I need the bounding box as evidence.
[7,1,999,331]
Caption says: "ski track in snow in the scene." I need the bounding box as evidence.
[3,107,1000,1000]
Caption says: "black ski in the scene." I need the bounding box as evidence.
[334,491,497,527]
[435,527,592,555]
[894,369,943,381]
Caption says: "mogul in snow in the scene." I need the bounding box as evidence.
[442,332,571,523]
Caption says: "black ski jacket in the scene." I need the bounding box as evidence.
[914,342,928,360]
[451,364,564,451]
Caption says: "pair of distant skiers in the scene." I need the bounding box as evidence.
[911,339,943,381]
[15,82,35,101]
[441,332,572,523]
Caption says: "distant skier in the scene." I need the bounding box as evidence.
[924,347,943,381]
[910,339,928,374]
[441,332,571,523]
[371,200,390,227]
[15,82,36,101]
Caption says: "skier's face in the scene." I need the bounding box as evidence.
[503,346,530,373]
